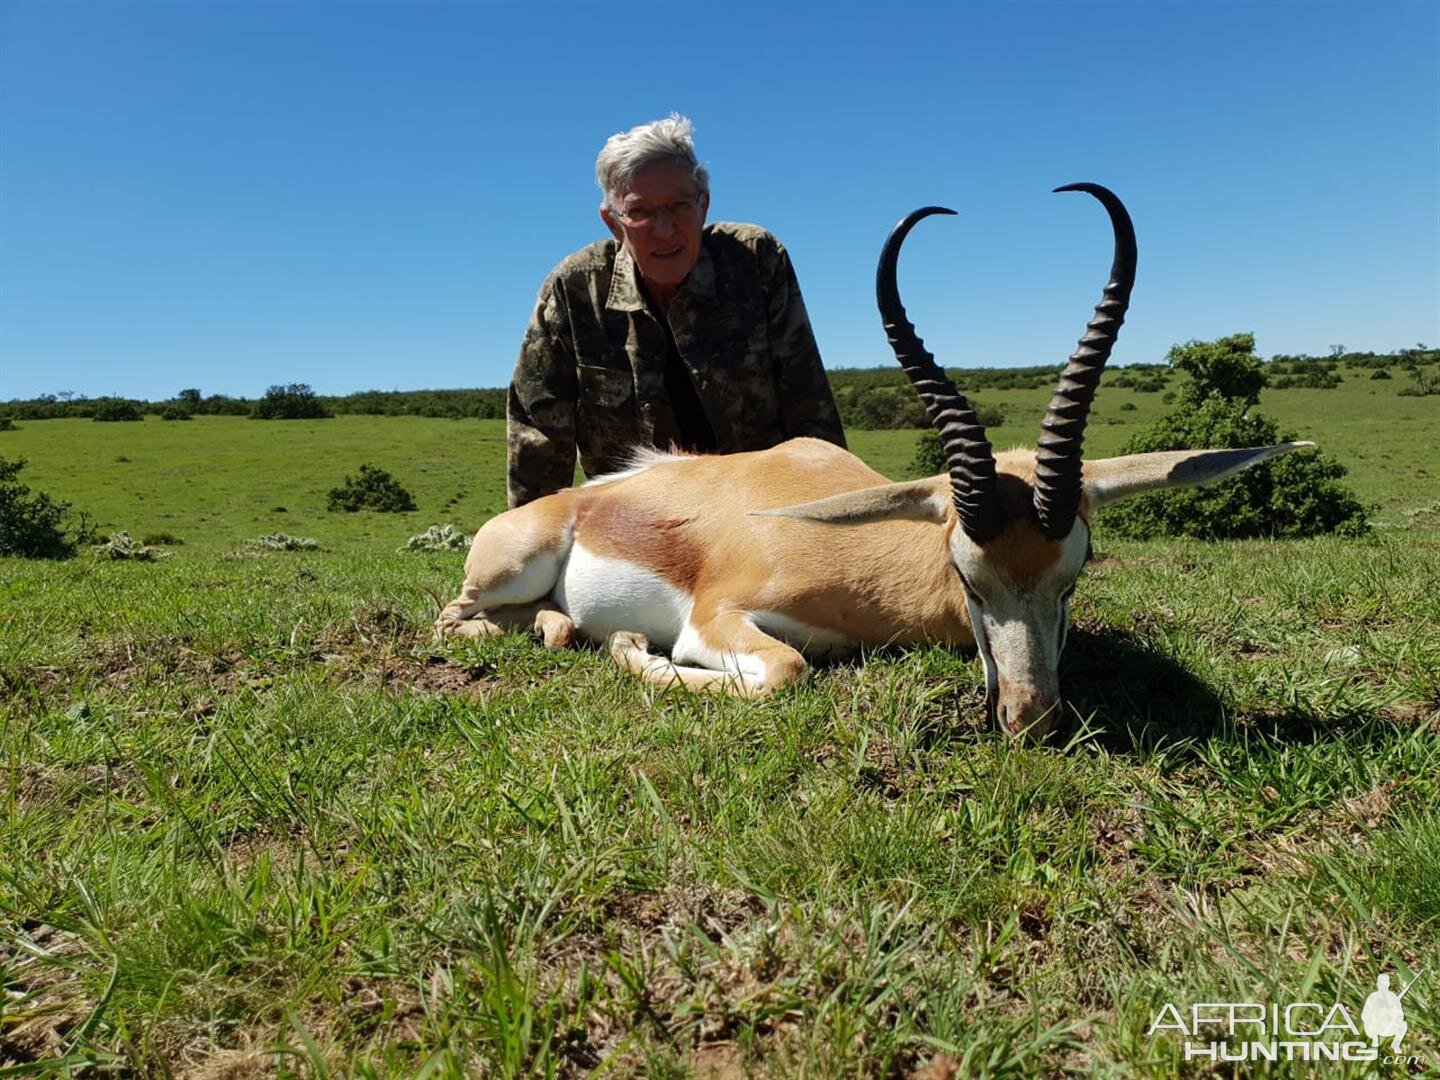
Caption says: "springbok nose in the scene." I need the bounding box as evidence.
[996,690,1061,741]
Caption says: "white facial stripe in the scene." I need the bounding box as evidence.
[951,518,1090,709]
[966,595,999,698]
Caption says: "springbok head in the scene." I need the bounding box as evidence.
[776,184,1309,738]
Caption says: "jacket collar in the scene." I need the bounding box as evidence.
[605,231,719,312]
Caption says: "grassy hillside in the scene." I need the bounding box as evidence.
[1,377,1437,1075]
[3,372,1436,550]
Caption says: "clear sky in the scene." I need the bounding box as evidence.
[1,0,1436,402]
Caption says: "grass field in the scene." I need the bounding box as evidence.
[2,376,1438,1076]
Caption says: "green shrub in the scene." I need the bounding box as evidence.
[1271,370,1341,390]
[1370,369,1391,380]
[0,457,94,558]
[92,399,143,422]
[1406,499,1440,528]
[833,384,929,429]
[245,533,319,551]
[1169,334,1268,407]
[141,532,185,546]
[1397,368,1439,397]
[252,383,332,420]
[1097,335,1370,540]
[160,404,193,420]
[327,465,416,513]
[910,404,1008,476]
[197,394,253,416]
[401,524,471,553]
[1110,373,1166,392]
[0,417,15,432]
[94,532,168,561]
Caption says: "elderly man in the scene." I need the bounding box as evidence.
[506,114,846,507]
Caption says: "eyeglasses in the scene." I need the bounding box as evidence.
[609,196,701,228]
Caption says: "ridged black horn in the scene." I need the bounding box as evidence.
[1032,183,1137,539]
[877,207,1004,544]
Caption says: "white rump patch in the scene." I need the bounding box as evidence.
[584,446,694,488]
[554,544,690,648]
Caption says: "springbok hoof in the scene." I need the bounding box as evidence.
[534,609,577,649]
[607,631,650,660]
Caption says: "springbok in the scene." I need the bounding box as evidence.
[437,184,1309,737]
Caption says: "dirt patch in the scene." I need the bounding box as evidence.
[0,924,89,1070]
[1334,779,1398,831]
[322,649,499,699]
[1382,700,1439,727]
[11,759,143,812]
[316,607,423,651]
[692,1041,751,1078]
[180,1048,278,1080]
[0,663,67,702]
[1085,554,1123,578]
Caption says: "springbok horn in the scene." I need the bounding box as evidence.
[877,207,1004,544]
[1032,183,1137,539]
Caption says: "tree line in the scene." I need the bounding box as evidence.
[2,346,1435,428]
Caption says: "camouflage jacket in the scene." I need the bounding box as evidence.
[506,222,847,507]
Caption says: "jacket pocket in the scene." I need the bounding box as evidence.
[577,363,636,408]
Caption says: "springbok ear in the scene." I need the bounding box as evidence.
[1083,442,1315,511]
[753,476,951,525]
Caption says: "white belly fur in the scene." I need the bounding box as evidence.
[752,610,858,660]
[554,544,691,649]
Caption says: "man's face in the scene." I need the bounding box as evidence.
[600,160,709,294]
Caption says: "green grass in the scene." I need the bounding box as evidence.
[2,383,1438,1075]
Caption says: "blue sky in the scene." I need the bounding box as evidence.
[1,0,1436,401]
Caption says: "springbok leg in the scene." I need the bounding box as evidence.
[434,491,577,638]
[608,612,807,698]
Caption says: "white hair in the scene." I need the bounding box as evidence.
[595,114,710,207]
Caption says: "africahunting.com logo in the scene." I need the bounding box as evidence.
[1147,970,1423,1065]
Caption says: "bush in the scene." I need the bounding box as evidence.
[1096,335,1370,540]
[1169,333,1267,407]
[1397,368,1439,397]
[245,533,319,551]
[327,465,416,513]
[94,532,169,561]
[1271,370,1341,390]
[1371,369,1392,380]
[0,457,94,558]
[197,394,253,416]
[0,417,14,431]
[92,399,143,422]
[910,403,1008,476]
[401,524,471,553]
[160,404,193,420]
[141,532,185,546]
[1110,373,1166,392]
[252,383,332,420]
[833,384,929,430]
